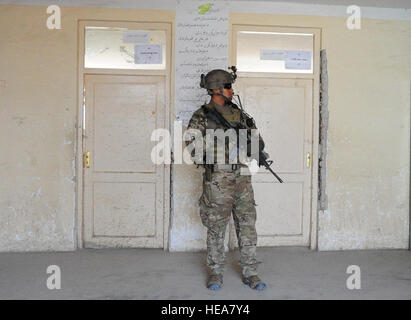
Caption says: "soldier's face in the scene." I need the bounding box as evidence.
[219,83,233,100]
[222,87,233,100]
[213,84,233,101]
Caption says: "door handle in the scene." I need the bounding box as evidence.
[84,151,90,168]
[306,152,311,168]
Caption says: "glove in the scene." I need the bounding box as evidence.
[261,150,270,160]
[258,150,270,166]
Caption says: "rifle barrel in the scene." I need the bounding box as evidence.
[264,163,284,183]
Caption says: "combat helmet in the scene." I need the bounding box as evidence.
[200,67,237,95]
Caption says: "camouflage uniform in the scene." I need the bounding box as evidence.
[186,101,261,278]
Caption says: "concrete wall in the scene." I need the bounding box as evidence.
[238,13,411,251]
[0,1,410,251]
[0,5,174,251]
[0,5,78,251]
[170,11,411,251]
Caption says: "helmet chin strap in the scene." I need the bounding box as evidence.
[214,89,233,105]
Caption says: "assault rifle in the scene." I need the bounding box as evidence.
[203,103,284,183]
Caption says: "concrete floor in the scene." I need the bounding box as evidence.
[0,247,410,299]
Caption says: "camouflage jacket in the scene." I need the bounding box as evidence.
[185,101,265,165]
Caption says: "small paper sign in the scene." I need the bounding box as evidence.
[260,49,287,61]
[134,45,162,64]
[123,31,150,43]
[285,51,311,70]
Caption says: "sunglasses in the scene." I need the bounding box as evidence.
[223,83,232,90]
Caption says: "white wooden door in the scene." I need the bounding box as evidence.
[83,74,166,248]
[233,77,313,246]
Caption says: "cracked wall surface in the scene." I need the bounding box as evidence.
[319,49,329,212]
[315,18,410,250]
[0,3,410,251]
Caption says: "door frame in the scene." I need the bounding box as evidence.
[76,19,173,249]
[229,20,321,250]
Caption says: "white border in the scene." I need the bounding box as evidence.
[1,0,410,20]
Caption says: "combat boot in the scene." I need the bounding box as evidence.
[242,275,266,291]
[207,274,223,290]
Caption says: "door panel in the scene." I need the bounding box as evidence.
[233,78,313,246]
[93,182,156,237]
[83,75,165,248]
[93,83,158,173]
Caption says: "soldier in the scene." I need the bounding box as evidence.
[185,68,266,291]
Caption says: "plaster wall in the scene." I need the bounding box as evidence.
[171,12,411,251]
[0,2,409,251]
[0,5,173,251]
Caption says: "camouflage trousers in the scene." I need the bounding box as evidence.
[199,165,261,278]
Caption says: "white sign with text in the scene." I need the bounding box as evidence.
[175,0,229,126]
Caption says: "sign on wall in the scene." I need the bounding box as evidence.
[175,0,229,126]
[134,45,162,64]
[260,49,312,70]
